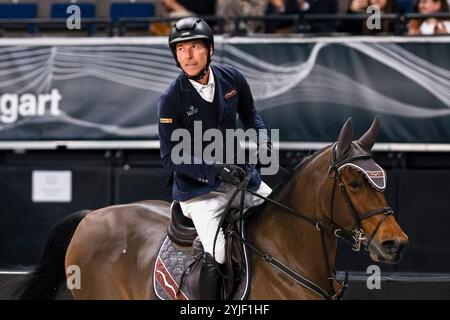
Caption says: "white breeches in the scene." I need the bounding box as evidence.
[179,181,272,264]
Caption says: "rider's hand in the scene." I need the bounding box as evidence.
[216,164,246,185]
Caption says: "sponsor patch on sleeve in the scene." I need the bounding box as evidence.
[160,118,173,124]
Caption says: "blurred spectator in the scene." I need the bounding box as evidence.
[266,0,337,33]
[265,0,302,33]
[150,0,216,35]
[216,0,269,34]
[338,0,399,34]
[338,0,351,13]
[302,0,338,32]
[408,0,450,34]
[160,0,216,17]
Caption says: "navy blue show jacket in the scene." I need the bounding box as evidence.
[158,64,267,201]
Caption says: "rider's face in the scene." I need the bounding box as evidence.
[176,40,210,77]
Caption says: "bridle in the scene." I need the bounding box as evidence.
[229,144,394,300]
[329,143,394,253]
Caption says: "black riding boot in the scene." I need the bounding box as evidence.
[189,238,222,300]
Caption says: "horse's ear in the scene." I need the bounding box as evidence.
[358,117,380,151]
[336,118,353,161]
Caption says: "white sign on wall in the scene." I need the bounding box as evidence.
[32,171,72,202]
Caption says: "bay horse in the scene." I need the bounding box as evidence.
[15,118,408,300]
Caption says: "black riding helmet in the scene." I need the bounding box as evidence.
[169,17,214,81]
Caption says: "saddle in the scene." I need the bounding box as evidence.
[167,201,197,247]
[153,200,255,300]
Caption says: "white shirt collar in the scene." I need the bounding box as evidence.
[188,67,215,103]
[189,67,215,91]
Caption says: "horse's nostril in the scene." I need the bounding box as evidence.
[381,240,399,253]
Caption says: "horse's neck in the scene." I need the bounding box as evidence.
[250,167,338,298]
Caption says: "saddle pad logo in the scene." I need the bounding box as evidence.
[186,105,198,116]
[224,89,237,100]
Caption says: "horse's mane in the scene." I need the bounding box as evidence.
[267,144,332,201]
[244,145,332,219]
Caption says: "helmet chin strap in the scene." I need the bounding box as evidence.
[184,63,209,81]
[182,48,211,81]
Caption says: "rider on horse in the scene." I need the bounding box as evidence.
[158,17,272,299]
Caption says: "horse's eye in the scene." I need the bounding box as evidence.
[349,181,360,188]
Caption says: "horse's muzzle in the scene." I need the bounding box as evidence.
[370,236,409,264]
